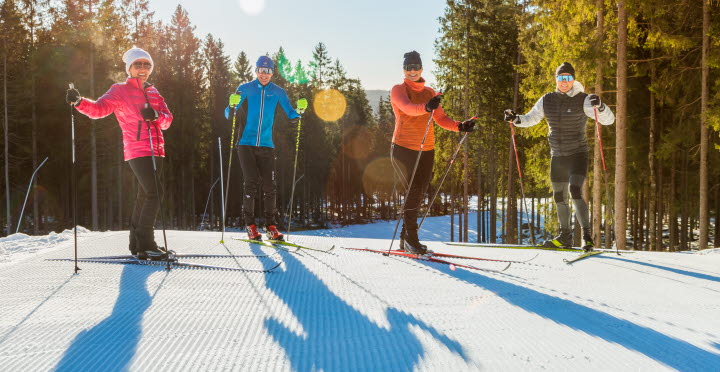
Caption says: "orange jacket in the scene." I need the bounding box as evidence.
[390,78,458,151]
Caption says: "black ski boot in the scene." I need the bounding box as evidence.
[582,229,595,252]
[542,229,573,248]
[135,228,172,261]
[402,224,428,255]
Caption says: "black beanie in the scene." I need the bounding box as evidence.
[403,51,422,67]
[556,62,575,76]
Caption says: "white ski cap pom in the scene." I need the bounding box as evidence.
[122,47,154,76]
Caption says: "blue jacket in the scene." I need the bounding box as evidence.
[224,80,300,148]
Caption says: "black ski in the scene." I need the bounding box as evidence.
[47,257,281,272]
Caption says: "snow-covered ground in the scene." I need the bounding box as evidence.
[1,214,719,371]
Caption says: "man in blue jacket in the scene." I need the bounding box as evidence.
[226,55,306,241]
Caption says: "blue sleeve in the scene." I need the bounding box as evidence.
[277,88,300,119]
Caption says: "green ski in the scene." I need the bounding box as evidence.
[563,251,603,264]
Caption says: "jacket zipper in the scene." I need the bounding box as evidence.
[256,85,266,146]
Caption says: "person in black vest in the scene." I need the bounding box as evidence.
[503,62,615,251]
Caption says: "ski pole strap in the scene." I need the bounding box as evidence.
[136,120,142,141]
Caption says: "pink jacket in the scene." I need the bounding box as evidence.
[75,77,173,161]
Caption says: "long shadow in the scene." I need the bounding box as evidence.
[54,265,162,372]
[599,255,720,283]
[251,245,471,371]
[417,261,720,370]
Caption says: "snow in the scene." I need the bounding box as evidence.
[1,215,719,371]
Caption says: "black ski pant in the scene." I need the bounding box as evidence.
[128,156,163,251]
[391,144,434,229]
[238,145,278,226]
[550,152,590,233]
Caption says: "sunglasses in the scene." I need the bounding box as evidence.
[404,64,422,72]
[556,75,574,82]
[133,61,152,69]
[256,67,273,74]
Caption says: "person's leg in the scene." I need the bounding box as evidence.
[546,155,573,247]
[569,152,592,249]
[391,145,430,253]
[128,156,164,256]
[238,145,262,239]
[255,147,283,239]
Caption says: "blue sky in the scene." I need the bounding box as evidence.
[150,0,447,90]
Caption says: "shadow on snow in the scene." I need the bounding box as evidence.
[416,260,720,371]
[252,245,470,372]
[54,265,162,372]
[599,255,720,283]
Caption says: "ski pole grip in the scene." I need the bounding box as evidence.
[69,83,74,89]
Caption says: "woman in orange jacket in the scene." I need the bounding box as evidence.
[390,51,476,254]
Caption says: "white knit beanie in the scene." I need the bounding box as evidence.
[122,47,154,76]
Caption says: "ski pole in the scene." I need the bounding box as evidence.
[139,79,170,269]
[593,106,617,255]
[17,156,48,233]
[69,83,80,274]
[418,116,477,229]
[387,93,441,255]
[223,97,239,222]
[218,138,226,242]
[200,177,220,231]
[286,99,307,239]
[508,119,536,245]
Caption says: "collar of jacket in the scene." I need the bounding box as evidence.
[127,77,146,89]
[556,80,585,97]
[255,79,272,89]
[404,77,427,92]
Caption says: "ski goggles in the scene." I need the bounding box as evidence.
[256,67,274,74]
[556,75,574,82]
[404,64,422,72]
[132,61,152,69]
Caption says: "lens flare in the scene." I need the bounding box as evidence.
[313,89,347,122]
[343,126,371,160]
[362,157,398,195]
[238,0,265,15]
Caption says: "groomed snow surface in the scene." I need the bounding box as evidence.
[1,215,720,371]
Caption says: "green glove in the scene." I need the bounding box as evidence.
[296,98,308,112]
[229,93,241,108]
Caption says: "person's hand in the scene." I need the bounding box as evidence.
[229,93,241,108]
[504,109,518,122]
[66,88,81,105]
[297,98,308,112]
[588,94,602,107]
[458,118,476,132]
[425,94,443,112]
[141,106,158,121]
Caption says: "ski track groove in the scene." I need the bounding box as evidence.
[2,232,719,370]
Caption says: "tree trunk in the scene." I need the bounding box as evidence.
[669,151,678,250]
[699,0,710,249]
[3,42,10,235]
[614,0,628,250]
[89,4,98,231]
[648,57,657,250]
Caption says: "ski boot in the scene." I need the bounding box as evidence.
[135,228,172,261]
[582,230,595,252]
[266,225,284,241]
[542,229,573,248]
[402,225,428,255]
[246,224,262,240]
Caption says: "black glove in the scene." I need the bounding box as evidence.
[289,117,300,125]
[425,94,443,112]
[141,106,158,121]
[458,118,476,133]
[66,88,81,105]
[588,94,602,109]
[504,109,518,122]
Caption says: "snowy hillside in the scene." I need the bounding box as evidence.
[1,215,719,371]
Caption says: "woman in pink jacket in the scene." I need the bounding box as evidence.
[66,47,173,260]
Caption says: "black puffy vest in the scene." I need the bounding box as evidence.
[543,91,588,156]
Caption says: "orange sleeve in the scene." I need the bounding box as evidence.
[432,104,460,132]
[390,85,427,117]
